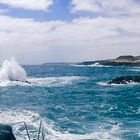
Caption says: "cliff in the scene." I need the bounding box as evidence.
[111,55,140,63]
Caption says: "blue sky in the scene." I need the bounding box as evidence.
[0,0,139,64]
[0,0,71,21]
[0,0,98,21]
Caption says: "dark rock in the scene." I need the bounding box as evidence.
[14,80,31,84]
[0,124,16,140]
[24,80,31,84]
[107,76,140,84]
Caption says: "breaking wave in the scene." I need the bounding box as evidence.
[0,109,122,140]
[0,58,27,82]
[72,63,110,68]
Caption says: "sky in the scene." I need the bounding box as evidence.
[0,0,140,64]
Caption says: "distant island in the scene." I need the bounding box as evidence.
[78,55,140,67]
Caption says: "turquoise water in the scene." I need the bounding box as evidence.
[0,63,140,140]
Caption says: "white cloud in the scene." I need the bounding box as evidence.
[71,0,101,13]
[0,13,140,64]
[0,0,53,10]
[71,0,140,15]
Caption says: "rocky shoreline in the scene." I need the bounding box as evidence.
[78,55,140,85]
[79,55,140,67]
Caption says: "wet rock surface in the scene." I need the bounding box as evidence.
[107,76,140,84]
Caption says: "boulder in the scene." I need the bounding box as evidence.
[107,76,140,84]
[0,124,16,140]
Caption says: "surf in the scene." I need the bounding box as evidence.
[0,59,83,87]
[0,109,122,140]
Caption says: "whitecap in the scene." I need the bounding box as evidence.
[28,76,82,87]
[88,63,110,68]
[97,82,108,86]
[71,63,110,68]
[128,69,140,72]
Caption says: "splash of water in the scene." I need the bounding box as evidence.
[0,58,27,81]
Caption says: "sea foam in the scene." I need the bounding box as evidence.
[72,63,110,68]
[0,108,122,140]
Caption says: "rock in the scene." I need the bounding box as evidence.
[107,76,140,84]
[24,80,31,84]
[14,80,31,84]
[0,124,16,140]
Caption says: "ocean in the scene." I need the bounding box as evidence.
[0,61,140,140]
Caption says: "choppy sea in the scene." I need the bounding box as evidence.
[0,62,140,140]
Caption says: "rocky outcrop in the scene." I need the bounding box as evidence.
[107,76,140,84]
[0,124,16,140]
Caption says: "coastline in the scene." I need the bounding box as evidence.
[78,55,140,67]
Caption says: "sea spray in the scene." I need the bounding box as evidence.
[0,58,27,81]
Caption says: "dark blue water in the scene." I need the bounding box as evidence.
[0,64,140,140]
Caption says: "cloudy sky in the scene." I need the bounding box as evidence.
[0,0,140,64]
